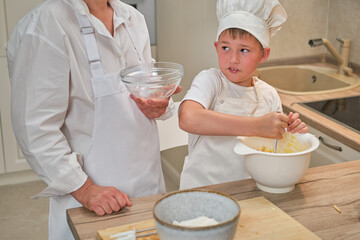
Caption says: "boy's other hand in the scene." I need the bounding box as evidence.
[287,112,309,133]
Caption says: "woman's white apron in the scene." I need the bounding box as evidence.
[180,73,269,189]
[48,11,165,240]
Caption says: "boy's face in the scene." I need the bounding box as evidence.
[214,31,270,87]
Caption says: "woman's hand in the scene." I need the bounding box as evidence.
[130,86,182,119]
[71,178,132,216]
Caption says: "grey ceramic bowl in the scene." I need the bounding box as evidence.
[153,189,240,240]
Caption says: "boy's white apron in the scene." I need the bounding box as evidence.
[48,11,165,240]
[180,74,268,189]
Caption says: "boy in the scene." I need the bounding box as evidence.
[179,0,308,189]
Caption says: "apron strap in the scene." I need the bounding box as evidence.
[74,11,105,79]
[248,77,264,116]
[252,77,264,102]
[73,10,145,78]
[123,22,144,63]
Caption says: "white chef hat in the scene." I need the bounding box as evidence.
[216,0,287,48]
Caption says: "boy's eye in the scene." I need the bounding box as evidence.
[222,46,230,51]
[241,49,249,53]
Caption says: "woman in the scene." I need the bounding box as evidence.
[7,0,180,239]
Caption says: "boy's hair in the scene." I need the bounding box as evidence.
[222,28,264,50]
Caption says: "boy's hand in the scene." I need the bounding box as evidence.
[256,112,288,139]
[287,112,309,133]
[130,86,182,119]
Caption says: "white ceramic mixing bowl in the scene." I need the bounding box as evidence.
[234,132,319,193]
[120,62,183,99]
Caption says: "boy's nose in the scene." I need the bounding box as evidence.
[230,52,240,64]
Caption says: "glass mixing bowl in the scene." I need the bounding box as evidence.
[120,62,183,99]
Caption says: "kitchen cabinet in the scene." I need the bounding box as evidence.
[0,0,6,56]
[0,118,4,174]
[308,125,360,167]
[0,0,5,174]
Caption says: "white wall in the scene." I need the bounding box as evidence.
[156,0,360,101]
[156,0,218,101]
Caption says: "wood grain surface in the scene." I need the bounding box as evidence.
[67,160,360,240]
[97,196,320,240]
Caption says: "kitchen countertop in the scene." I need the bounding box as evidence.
[67,159,360,240]
[279,80,360,152]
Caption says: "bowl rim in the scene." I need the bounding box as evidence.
[235,132,320,156]
[120,62,184,84]
[152,189,240,231]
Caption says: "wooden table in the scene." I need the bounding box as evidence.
[67,160,360,240]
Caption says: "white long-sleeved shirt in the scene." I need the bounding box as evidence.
[7,0,173,197]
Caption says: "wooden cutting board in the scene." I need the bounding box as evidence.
[97,196,320,240]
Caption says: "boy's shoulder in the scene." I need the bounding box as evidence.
[197,68,221,77]
[195,68,225,83]
[194,68,226,87]
[254,77,279,96]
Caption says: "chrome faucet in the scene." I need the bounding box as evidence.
[308,38,354,76]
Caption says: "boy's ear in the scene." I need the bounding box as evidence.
[214,41,218,49]
[260,48,271,63]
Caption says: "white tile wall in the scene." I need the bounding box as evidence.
[327,0,360,66]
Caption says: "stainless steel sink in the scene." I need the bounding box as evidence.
[257,65,360,95]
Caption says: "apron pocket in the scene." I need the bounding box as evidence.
[92,72,128,98]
